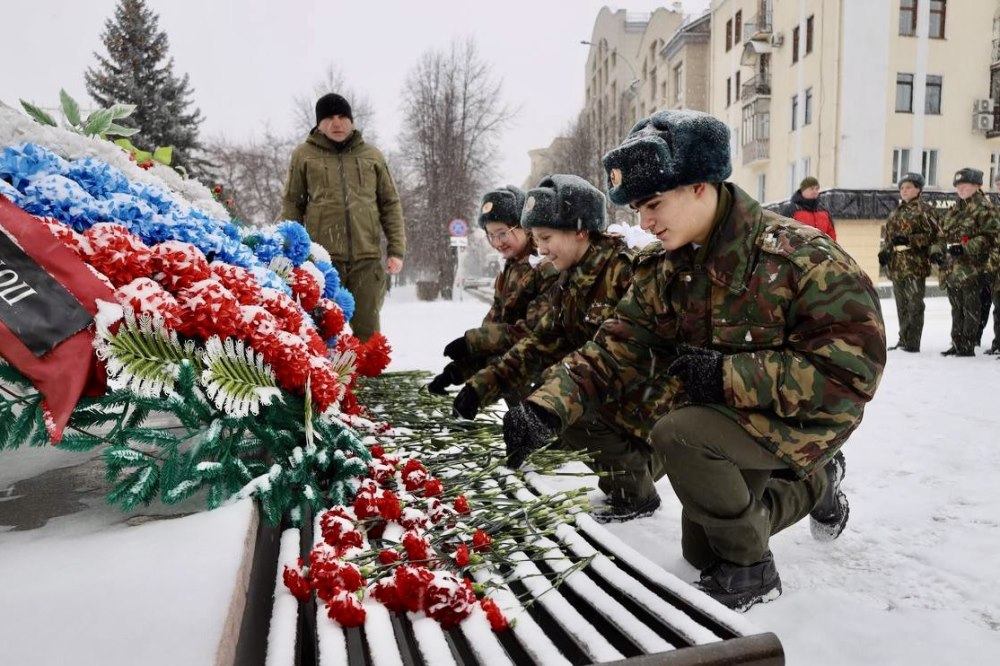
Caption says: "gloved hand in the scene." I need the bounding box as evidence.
[948,244,964,257]
[443,336,471,361]
[877,249,889,266]
[452,385,480,420]
[667,344,725,404]
[503,402,559,470]
[929,251,945,266]
[891,235,907,246]
[427,362,463,395]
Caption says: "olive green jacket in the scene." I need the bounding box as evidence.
[281,130,405,263]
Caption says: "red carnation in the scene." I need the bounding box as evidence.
[423,572,477,629]
[174,279,242,340]
[402,531,432,563]
[378,549,400,565]
[326,589,366,627]
[423,477,443,497]
[252,330,312,391]
[472,529,492,553]
[356,332,393,377]
[260,287,305,333]
[301,325,329,357]
[211,262,263,305]
[371,445,385,458]
[309,357,344,413]
[401,459,428,491]
[454,543,470,567]
[290,267,322,311]
[962,235,969,244]
[314,298,346,340]
[237,305,281,340]
[394,565,435,613]
[83,223,154,288]
[377,490,403,522]
[151,240,211,291]
[453,495,470,515]
[114,277,183,329]
[353,489,378,520]
[282,565,311,602]
[480,598,510,632]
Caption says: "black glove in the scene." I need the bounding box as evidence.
[452,385,480,420]
[891,235,907,246]
[929,251,945,266]
[503,402,558,470]
[877,249,889,267]
[667,344,725,404]
[427,362,464,395]
[443,336,470,361]
[948,244,964,257]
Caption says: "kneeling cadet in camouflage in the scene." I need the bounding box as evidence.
[503,110,887,611]
[452,175,667,522]
[427,185,558,398]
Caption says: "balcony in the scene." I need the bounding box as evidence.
[741,73,771,102]
[743,10,773,42]
[742,137,770,165]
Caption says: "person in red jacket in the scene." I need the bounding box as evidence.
[780,176,836,240]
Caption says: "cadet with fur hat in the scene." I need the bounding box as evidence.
[879,172,940,352]
[504,110,886,611]
[452,175,664,521]
[930,168,999,356]
[427,185,558,396]
[281,93,405,341]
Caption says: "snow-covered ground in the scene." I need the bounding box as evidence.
[382,283,1000,665]
[1,283,998,665]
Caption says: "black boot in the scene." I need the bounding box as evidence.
[810,451,849,541]
[591,493,661,524]
[985,344,1000,355]
[694,551,782,612]
[941,347,957,356]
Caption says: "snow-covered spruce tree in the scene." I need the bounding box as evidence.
[85,0,204,175]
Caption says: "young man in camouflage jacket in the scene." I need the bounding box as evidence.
[930,168,999,357]
[452,175,666,521]
[503,110,887,611]
[428,185,558,398]
[878,172,940,352]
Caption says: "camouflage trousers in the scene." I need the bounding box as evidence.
[649,406,827,568]
[976,275,993,346]
[560,413,657,503]
[334,259,387,342]
[990,275,1000,351]
[946,277,986,355]
[891,276,926,351]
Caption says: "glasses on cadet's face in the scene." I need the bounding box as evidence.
[487,229,515,243]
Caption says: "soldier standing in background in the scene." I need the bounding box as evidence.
[503,110,886,610]
[879,172,939,352]
[427,185,558,396]
[987,176,1000,355]
[932,168,999,357]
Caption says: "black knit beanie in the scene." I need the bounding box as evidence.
[478,185,526,228]
[602,109,732,206]
[521,174,607,232]
[315,93,353,125]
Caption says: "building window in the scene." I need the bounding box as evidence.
[804,88,813,125]
[801,157,811,179]
[727,77,732,107]
[925,75,942,114]
[929,0,946,39]
[792,26,800,64]
[806,15,815,55]
[921,149,938,186]
[735,71,741,100]
[735,10,743,44]
[991,153,1000,186]
[726,18,733,51]
[673,63,684,105]
[892,148,911,183]
[791,94,799,131]
[896,73,914,112]
[899,0,917,36]
[611,51,617,69]
[757,173,767,203]
[788,162,798,196]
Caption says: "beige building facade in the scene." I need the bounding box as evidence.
[712,0,1000,278]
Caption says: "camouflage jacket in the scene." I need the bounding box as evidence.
[931,191,999,286]
[880,198,939,280]
[467,234,633,407]
[465,253,559,358]
[528,184,887,477]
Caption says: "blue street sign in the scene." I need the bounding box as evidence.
[449,218,468,237]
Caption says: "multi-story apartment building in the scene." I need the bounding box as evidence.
[714,0,1000,277]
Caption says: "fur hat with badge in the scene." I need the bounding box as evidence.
[602,109,732,206]
[521,174,607,232]
[478,185,526,228]
[953,168,983,187]
[899,172,925,189]
[315,93,353,126]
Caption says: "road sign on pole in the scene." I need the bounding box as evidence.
[449,218,468,237]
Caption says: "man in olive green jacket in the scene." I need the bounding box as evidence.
[281,93,405,341]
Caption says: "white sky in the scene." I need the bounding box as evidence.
[1,0,711,185]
